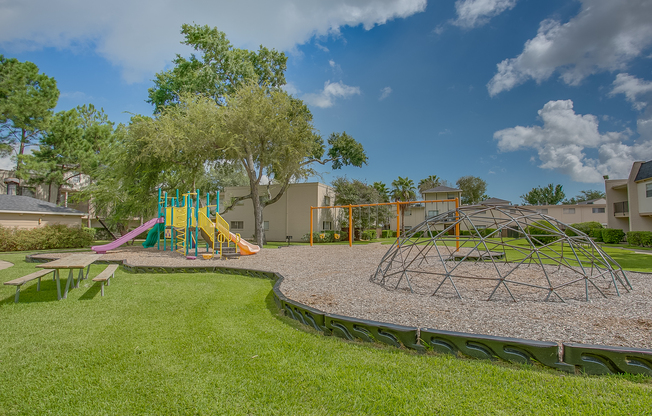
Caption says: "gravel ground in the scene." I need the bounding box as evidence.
[35,243,652,349]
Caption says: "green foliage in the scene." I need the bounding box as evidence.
[601,228,625,244]
[521,184,565,205]
[372,182,390,202]
[301,231,348,243]
[456,175,488,205]
[147,24,287,112]
[563,189,606,205]
[566,221,603,236]
[18,104,115,204]
[626,231,652,247]
[525,220,559,245]
[361,230,377,241]
[0,224,94,251]
[391,176,416,203]
[591,228,604,242]
[381,229,396,238]
[331,177,392,230]
[418,175,441,195]
[327,132,367,170]
[0,55,59,162]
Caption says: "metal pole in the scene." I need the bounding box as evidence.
[396,202,400,239]
[455,197,460,252]
[195,189,199,257]
[310,207,314,246]
[348,205,353,247]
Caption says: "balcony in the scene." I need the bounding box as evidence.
[613,201,629,218]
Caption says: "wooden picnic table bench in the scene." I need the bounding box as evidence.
[92,264,119,296]
[4,269,55,303]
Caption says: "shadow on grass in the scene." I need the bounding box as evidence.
[79,284,101,300]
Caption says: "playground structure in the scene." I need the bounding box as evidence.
[371,205,632,302]
[310,198,460,247]
[92,189,260,258]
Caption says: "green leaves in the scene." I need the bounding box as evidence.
[521,184,565,205]
[147,24,287,113]
[456,175,488,205]
[327,132,367,170]
[391,176,416,202]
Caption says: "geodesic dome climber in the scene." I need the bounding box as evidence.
[371,205,632,302]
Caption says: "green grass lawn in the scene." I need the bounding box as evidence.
[1,252,651,414]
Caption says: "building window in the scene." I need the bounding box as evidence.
[536,209,548,214]
[324,196,331,206]
[647,183,652,198]
[264,221,269,231]
[322,221,332,231]
[592,207,605,214]
[405,209,412,216]
[231,221,244,230]
[447,193,455,199]
[427,210,439,217]
[563,208,575,214]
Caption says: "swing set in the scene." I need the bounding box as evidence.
[309,198,460,247]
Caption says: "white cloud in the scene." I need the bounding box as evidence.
[302,80,361,108]
[379,86,392,100]
[0,0,426,83]
[610,73,652,140]
[453,0,518,28]
[488,0,652,96]
[493,100,652,182]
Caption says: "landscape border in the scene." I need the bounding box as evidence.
[25,253,652,376]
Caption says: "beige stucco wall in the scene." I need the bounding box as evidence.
[220,183,335,242]
[0,212,83,229]
[604,163,652,233]
[632,179,652,232]
[637,179,652,215]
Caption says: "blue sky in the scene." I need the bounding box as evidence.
[1,0,651,203]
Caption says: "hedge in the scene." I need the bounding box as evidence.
[626,231,652,247]
[601,228,625,244]
[566,221,603,236]
[0,224,95,252]
[525,221,559,245]
[381,230,396,238]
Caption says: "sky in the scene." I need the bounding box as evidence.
[1,0,651,204]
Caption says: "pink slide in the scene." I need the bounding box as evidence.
[92,217,164,254]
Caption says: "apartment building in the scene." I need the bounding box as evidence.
[390,186,463,231]
[605,160,652,233]
[220,182,335,242]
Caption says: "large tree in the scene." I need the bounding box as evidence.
[220,82,367,246]
[18,104,114,204]
[563,189,606,205]
[391,176,416,235]
[0,55,59,166]
[456,175,488,205]
[147,24,287,113]
[332,178,392,230]
[521,184,565,206]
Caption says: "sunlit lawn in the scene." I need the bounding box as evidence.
[1,250,650,415]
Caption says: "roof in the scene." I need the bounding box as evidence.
[422,186,461,193]
[634,160,652,182]
[481,197,511,205]
[0,195,85,216]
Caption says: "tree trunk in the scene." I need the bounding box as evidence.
[251,182,265,247]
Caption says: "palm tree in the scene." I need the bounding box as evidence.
[391,176,416,235]
[418,175,441,197]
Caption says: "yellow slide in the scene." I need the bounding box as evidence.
[198,210,260,255]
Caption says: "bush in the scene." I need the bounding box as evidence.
[601,228,625,244]
[590,228,603,242]
[566,221,603,237]
[381,230,396,239]
[301,231,348,243]
[0,224,95,252]
[361,230,376,241]
[525,220,559,246]
[626,231,652,247]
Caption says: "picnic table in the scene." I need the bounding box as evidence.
[36,253,103,300]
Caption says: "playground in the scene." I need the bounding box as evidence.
[29,242,652,350]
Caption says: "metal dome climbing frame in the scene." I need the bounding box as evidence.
[371,205,632,302]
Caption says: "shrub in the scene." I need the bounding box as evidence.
[381,230,396,238]
[0,224,95,252]
[590,228,603,242]
[626,231,652,247]
[361,230,376,241]
[601,228,625,244]
[566,221,603,237]
[525,220,559,246]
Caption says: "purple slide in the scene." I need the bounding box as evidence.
[92,217,164,254]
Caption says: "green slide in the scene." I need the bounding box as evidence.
[142,223,165,248]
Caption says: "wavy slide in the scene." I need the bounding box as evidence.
[92,217,164,254]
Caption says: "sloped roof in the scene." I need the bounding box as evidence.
[422,186,461,193]
[481,197,511,205]
[0,195,85,215]
[634,160,652,182]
